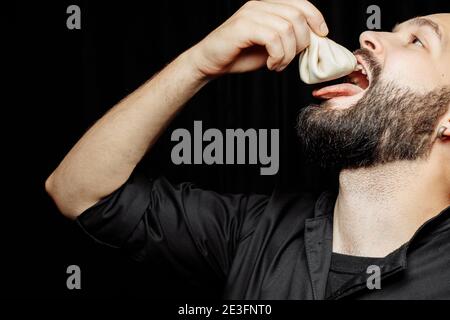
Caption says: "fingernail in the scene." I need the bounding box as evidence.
[320,22,329,35]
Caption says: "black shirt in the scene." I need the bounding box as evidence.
[76,169,450,299]
[326,253,386,298]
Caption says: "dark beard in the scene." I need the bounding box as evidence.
[296,49,450,170]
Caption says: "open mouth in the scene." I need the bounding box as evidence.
[312,55,371,109]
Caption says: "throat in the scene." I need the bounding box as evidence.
[332,161,448,257]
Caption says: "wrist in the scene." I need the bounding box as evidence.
[179,46,213,85]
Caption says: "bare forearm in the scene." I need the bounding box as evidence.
[46,49,208,218]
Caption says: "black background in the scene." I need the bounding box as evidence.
[4,0,449,298]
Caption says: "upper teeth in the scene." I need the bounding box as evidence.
[356,63,367,76]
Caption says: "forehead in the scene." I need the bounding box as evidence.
[395,15,439,31]
[425,13,450,29]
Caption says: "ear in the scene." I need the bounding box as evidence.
[438,119,450,140]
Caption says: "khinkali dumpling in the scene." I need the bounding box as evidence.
[299,32,357,84]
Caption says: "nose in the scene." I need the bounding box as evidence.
[359,31,383,55]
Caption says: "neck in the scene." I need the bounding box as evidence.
[333,160,450,257]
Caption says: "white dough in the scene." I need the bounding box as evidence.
[299,32,357,84]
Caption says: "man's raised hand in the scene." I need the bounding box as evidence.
[189,0,328,77]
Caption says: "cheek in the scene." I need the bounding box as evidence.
[444,148,450,187]
[381,51,440,92]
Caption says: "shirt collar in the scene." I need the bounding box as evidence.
[307,190,450,299]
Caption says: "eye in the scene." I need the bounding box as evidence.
[410,34,424,48]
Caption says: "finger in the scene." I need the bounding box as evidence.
[227,46,268,73]
[264,0,328,36]
[234,20,285,70]
[256,1,311,53]
[247,12,297,70]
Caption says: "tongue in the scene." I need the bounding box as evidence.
[313,83,363,100]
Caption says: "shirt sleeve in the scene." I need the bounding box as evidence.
[76,168,269,281]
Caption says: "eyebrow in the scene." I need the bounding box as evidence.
[393,17,442,41]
